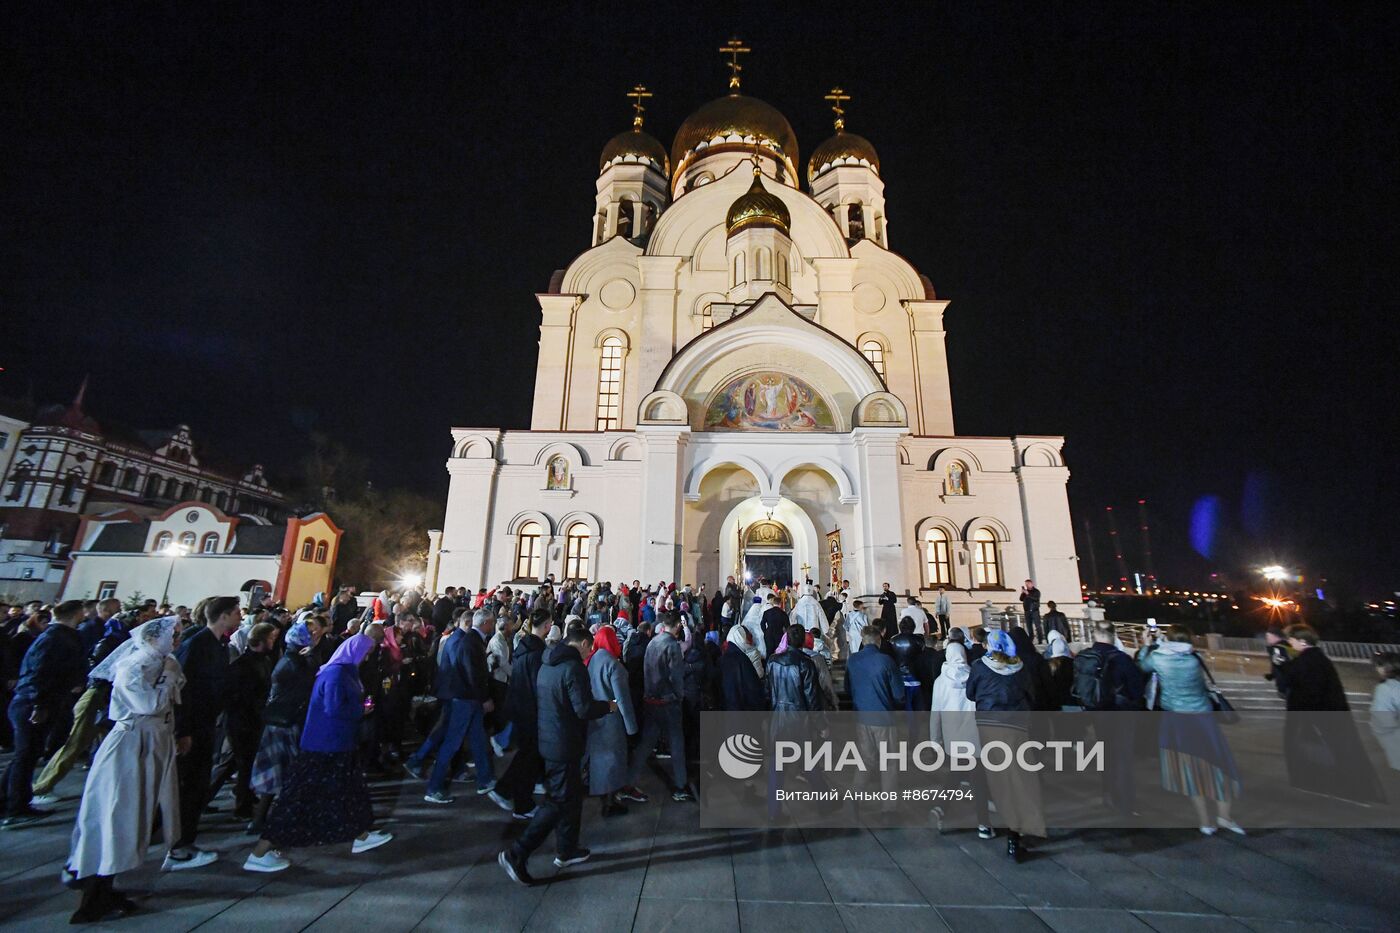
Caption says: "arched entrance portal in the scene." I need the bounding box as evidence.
[716,497,819,589]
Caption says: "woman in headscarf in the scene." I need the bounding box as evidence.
[720,624,766,711]
[928,640,987,834]
[66,616,183,922]
[1043,631,1075,710]
[586,625,642,814]
[964,629,1044,861]
[243,633,393,872]
[246,621,318,834]
[1008,625,1055,711]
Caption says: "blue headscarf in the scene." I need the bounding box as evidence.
[285,621,313,649]
[987,629,1017,657]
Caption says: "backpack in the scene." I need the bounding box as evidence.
[1071,649,1111,710]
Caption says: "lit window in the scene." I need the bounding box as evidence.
[154,532,173,552]
[314,540,328,563]
[924,528,952,586]
[58,471,80,506]
[861,340,887,382]
[973,528,1002,588]
[200,533,219,553]
[596,337,624,430]
[179,531,196,550]
[564,524,590,580]
[515,521,543,580]
[301,537,315,561]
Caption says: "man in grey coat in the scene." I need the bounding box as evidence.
[627,614,692,801]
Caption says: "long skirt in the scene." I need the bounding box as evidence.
[68,714,179,878]
[978,724,1046,837]
[263,750,373,848]
[250,724,300,798]
[1158,712,1241,802]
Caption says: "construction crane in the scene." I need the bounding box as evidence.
[1138,499,1158,594]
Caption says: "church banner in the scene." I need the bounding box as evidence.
[826,529,842,589]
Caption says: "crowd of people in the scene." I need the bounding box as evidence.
[1,576,1397,920]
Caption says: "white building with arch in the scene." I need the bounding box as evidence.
[432,76,1083,626]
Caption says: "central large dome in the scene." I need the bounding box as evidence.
[670,94,799,184]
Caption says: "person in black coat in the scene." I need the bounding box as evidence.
[877,583,899,640]
[211,622,277,819]
[759,597,788,659]
[1008,626,1056,711]
[498,625,614,886]
[889,617,926,711]
[719,626,766,711]
[167,596,241,868]
[491,611,551,817]
[767,624,822,712]
[1276,624,1383,803]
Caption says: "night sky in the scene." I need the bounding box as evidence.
[4,3,1397,593]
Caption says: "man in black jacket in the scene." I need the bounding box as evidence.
[432,587,458,632]
[768,624,822,712]
[759,595,788,659]
[406,609,496,803]
[498,625,614,886]
[0,599,86,826]
[888,617,926,711]
[165,595,241,869]
[488,609,551,818]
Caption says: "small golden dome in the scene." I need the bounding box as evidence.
[600,128,670,175]
[726,170,791,236]
[807,130,880,183]
[671,94,799,185]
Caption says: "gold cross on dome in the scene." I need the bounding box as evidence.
[719,38,751,90]
[825,87,851,131]
[626,84,652,129]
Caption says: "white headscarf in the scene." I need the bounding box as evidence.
[931,642,975,712]
[1045,629,1071,659]
[89,615,180,683]
[726,623,764,679]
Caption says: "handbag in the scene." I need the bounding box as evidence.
[1196,655,1240,724]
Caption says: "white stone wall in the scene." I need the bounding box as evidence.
[62,552,282,606]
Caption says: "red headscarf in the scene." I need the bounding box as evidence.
[593,624,621,659]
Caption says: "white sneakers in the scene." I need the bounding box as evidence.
[1216,817,1246,835]
[29,794,61,807]
[162,848,219,871]
[475,780,497,796]
[243,850,290,873]
[352,830,394,854]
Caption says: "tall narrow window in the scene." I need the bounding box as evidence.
[596,336,624,430]
[700,303,714,331]
[164,477,180,499]
[145,474,162,497]
[777,251,789,286]
[200,533,219,554]
[616,198,633,239]
[924,528,952,586]
[154,532,173,552]
[301,537,315,561]
[564,523,590,580]
[58,471,80,506]
[755,247,771,280]
[515,521,543,580]
[973,528,1002,588]
[6,464,30,501]
[97,462,117,486]
[732,251,745,286]
[861,339,887,382]
[178,531,196,551]
[314,540,328,563]
[121,468,138,491]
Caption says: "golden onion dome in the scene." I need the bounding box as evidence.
[726,170,791,236]
[807,130,880,183]
[599,127,670,176]
[671,94,799,185]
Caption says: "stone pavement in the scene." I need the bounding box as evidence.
[0,751,1395,932]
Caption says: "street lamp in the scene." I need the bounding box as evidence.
[400,572,423,591]
[160,543,190,606]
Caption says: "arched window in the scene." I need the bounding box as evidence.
[564,523,590,580]
[314,540,328,563]
[616,198,633,239]
[594,211,607,244]
[777,250,789,286]
[58,470,81,506]
[847,202,866,239]
[5,464,31,501]
[200,533,219,554]
[514,521,543,581]
[924,528,952,587]
[181,482,195,500]
[163,477,180,499]
[861,339,887,382]
[153,531,173,552]
[121,468,139,491]
[700,303,714,331]
[973,528,1002,588]
[595,336,624,430]
[732,251,746,286]
[145,474,162,498]
[643,201,657,233]
[178,531,196,551]
[754,247,771,280]
[96,462,117,486]
[300,537,315,561]
[213,490,226,510]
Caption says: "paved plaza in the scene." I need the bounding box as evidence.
[1,743,1395,933]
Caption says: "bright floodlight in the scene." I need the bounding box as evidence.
[162,543,190,557]
[401,573,423,589]
[1260,565,1289,581]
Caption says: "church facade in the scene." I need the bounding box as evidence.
[432,71,1083,627]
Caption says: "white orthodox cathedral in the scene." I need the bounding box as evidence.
[430,54,1084,627]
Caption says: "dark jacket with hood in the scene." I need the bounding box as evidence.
[504,632,547,742]
[535,642,610,761]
